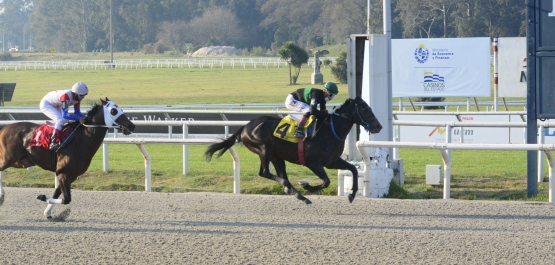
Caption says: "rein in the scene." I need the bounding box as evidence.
[329,115,346,141]
[82,124,123,129]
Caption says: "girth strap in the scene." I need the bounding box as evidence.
[297,139,305,165]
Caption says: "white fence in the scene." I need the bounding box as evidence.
[102,138,240,193]
[357,141,555,203]
[0,57,337,71]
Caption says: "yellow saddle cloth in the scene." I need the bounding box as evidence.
[272,115,316,143]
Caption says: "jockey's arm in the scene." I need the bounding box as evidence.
[61,100,77,121]
[73,102,84,120]
[309,98,327,117]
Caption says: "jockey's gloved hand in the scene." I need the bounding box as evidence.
[327,109,334,115]
[76,113,85,122]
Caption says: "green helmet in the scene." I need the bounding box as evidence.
[323,82,338,94]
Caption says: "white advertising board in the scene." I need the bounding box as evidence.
[398,115,509,144]
[498,37,527,97]
[392,38,491,97]
[397,115,555,144]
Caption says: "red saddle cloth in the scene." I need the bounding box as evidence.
[30,124,74,150]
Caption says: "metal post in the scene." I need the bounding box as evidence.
[493,38,499,112]
[110,0,113,65]
[526,0,538,197]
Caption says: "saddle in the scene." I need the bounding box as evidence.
[30,122,79,150]
[272,115,316,143]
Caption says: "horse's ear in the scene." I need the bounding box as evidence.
[105,97,110,102]
[100,98,106,105]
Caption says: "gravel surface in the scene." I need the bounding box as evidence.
[1,187,555,264]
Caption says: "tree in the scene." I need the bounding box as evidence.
[186,7,244,47]
[30,0,94,52]
[330,51,347,84]
[260,0,322,48]
[0,0,33,50]
[278,41,308,85]
[317,1,366,45]
[156,20,187,51]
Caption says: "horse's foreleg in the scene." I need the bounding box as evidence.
[0,171,5,206]
[0,171,5,197]
[309,159,359,203]
[43,204,54,218]
[299,163,331,194]
[36,186,62,218]
[58,175,72,205]
[333,160,359,203]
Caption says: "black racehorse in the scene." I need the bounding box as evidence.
[0,98,135,219]
[205,96,382,204]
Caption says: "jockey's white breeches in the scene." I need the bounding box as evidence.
[285,94,310,114]
[39,100,68,131]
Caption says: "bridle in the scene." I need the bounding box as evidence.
[81,101,131,132]
[333,101,375,133]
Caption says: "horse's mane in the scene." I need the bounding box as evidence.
[85,102,102,123]
[335,97,355,113]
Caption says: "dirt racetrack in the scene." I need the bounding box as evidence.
[1,187,555,264]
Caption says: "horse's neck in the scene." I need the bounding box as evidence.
[81,127,108,145]
[80,116,110,148]
[327,115,354,138]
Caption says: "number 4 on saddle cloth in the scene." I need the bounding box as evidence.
[30,121,79,150]
[273,115,316,142]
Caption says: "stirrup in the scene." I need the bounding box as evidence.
[49,142,61,151]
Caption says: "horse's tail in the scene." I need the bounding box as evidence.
[204,126,244,162]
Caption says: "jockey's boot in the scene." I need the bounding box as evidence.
[49,129,61,151]
[294,122,305,138]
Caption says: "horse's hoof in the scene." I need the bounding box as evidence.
[46,216,52,219]
[0,195,4,206]
[348,194,355,203]
[305,199,312,205]
[284,187,291,195]
[298,181,308,188]
[36,195,47,202]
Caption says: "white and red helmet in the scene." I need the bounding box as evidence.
[71,82,88,96]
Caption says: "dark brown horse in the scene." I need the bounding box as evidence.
[0,98,135,218]
[205,96,382,204]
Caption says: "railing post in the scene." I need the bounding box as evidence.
[229,147,241,194]
[444,125,452,199]
[103,143,109,174]
[183,124,189,175]
[544,150,555,203]
[538,124,545,182]
[136,143,151,192]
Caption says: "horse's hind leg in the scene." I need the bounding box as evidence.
[257,154,311,204]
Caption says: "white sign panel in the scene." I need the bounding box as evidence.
[498,37,527,97]
[392,38,491,97]
[396,114,555,144]
[398,115,511,144]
